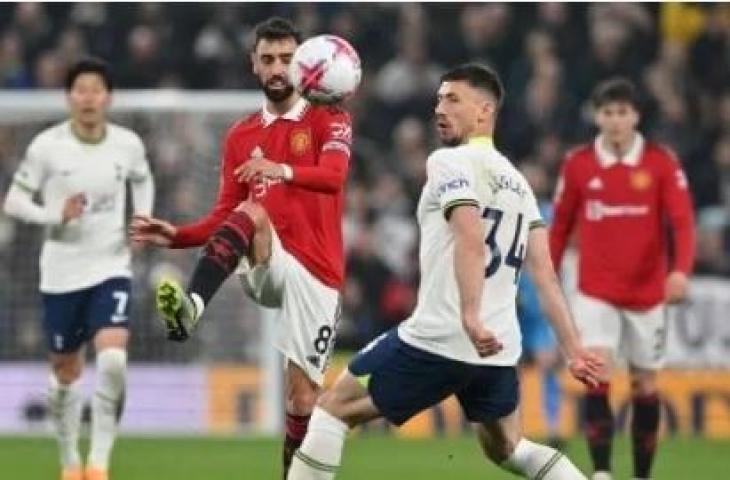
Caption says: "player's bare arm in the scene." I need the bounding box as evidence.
[525,226,603,386]
[129,215,177,247]
[449,204,503,358]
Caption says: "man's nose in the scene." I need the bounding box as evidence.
[272,60,288,75]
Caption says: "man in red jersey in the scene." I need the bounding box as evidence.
[129,18,351,477]
[549,78,695,480]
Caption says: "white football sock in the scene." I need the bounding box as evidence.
[592,472,613,480]
[287,407,348,480]
[501,438,587,479]
[88,348,127,470]
[48,374,83,468]
[190,292,204,320]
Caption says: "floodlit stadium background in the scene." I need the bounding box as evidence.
[1,2,729,442]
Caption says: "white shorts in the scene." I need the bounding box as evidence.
[572,291,668,370]
[236,228,340,385]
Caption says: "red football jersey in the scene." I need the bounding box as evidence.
[172,98,351,289]
[549,135,695,309]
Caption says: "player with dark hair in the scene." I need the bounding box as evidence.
[129,17,352,477]
[550,77,696,480]
[287,63,602,480]
[3,57,154,480]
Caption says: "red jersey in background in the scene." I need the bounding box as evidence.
[549,134,695,309]
[171,98,351,289]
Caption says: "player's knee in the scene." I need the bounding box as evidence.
[287,388,318,416]
[51,357,83,385]
[97,348,127,378]
[234,201,268,230]
[484,436,519,464]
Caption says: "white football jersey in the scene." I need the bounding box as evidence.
[12,121,153,293]
[398,137,544,366]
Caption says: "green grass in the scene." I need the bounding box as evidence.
[0,435,727,479]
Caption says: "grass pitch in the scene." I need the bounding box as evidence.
[0,434,726,479]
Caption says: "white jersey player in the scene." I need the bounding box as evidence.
[287,64,603,480]
[399,137,545,366]
[3,58,153,480]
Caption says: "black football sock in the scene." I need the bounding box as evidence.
[283,413,310,479]
[187,210,254,307]
[632,393,660,479]
[585,382,614,473]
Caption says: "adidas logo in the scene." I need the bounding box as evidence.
[306,355,320,368]
[588,177,604,190]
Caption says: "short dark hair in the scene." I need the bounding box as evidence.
[440,63,504,107]
[591,77,640,110]
[65,57,113,92]
[253,17,302,50]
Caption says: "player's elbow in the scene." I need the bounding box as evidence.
[3,192,20,219]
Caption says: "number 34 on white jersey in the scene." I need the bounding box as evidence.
[399,138,544,367]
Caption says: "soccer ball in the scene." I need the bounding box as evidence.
[289,34,362,104]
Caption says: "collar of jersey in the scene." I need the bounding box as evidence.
[69,121,107,145]
[261,97,309,127]
[594,132,644,168]
[467,136,493,147]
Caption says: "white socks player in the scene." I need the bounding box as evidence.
[287,407,587,480]
[48,375,84,470]
[48,348,127,477]
[88,348,127,472]
[501,438,586,479]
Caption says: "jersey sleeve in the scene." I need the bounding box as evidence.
[13,138,46,193]
[288,108,351,193]
[525,186,546,230]
[549,152,582,272]
[658,147,695,274]
[128,134,154,216]
[128,134,151,182]
[427,150,480,219]
[171,129,248,248]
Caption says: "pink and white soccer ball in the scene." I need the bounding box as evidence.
[289,34,362,104]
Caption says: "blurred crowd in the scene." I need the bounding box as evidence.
[1,3,730,354]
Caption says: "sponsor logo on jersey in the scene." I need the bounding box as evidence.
[88,192,116,214]
[251,177,282,199]
[585,200,649,221]
[290,128,311,156]
[630,169,652,190]
[330,121,352,143]
[437,177,470,196]
[588,177,604,190]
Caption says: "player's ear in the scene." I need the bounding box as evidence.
[480,99,495,122]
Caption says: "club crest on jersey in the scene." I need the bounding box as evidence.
[290,128,311,156]
[630,169,652,191]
